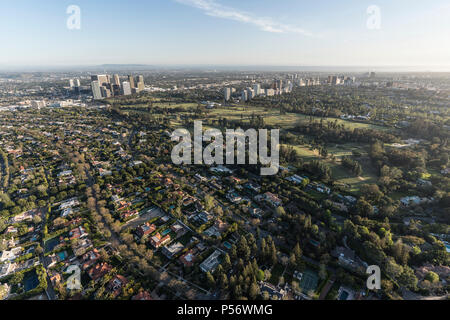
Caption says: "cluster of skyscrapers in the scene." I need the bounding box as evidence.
[223,74,361,102]
[225,79,295,102]
[90,74,145,100]
[69,78,82,94]
[327,75,356,86]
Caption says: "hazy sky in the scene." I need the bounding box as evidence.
[0,0,449,68]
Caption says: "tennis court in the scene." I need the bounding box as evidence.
[299,270,319,293]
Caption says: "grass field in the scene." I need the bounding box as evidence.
[160,103,387,132]
[284,142,378,194]
[264,113,388,131]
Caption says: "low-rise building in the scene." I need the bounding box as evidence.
[200,250,222,273]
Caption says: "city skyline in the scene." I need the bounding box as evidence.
[0,0,449,70]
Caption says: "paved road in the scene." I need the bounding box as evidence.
[39,206,57,300]
[319,277,335,300]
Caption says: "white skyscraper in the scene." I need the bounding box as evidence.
[241,90,248,102]
[253,84,261,96]
[122,82,132,96]
[224,88,231,101]
[91,81,103,100]
[247,89,255,100]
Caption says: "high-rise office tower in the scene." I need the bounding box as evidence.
[128,75,136,89]
[288,82,293,92]
[241,90,248,102]
[253,84,261,96]
[224,88,231,101]
[328,75,338,85]
[135,75,145,92]
[275,80,283,90]
[122,82,132,95]
[100,86,111,98]
[112,85,122,96]
[113,74,120,86]
[247,89,255,100]
[91,81,103,100]
[92,75,110,86]
[136,82,145,92]
[69,79,75,88]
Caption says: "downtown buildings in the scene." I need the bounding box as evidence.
[240,79,294,102]
[91,74,145,100]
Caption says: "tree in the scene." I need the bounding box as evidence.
[292,281,300,293]
[33,215,42,225]
[11,272,24,285]
[223,254,231,270]
[361,184,384,202]
[0,284,10,300]
[219,274,228,289]
[204,195,215,211]
[35,245,43,255]
[206,272,216,289]
[256,269,265,282]
[275,206,286,216]
[319,264,327,280]
[0,217,6,233]
[399,266,418,290]
[356,199,374,217]
[249,282,260,300]
[289,253,296,267]
[424,271,439,284]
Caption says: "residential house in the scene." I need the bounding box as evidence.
[88,262,112,281]
[81,249,101,270]
[136,222,156,239]
[170,223,185,237]
[263,192,282,207]
[0,247,24,262]
[179,250,196,268]
[132,291,153,300]
[69,226,87,240]
[200,250,222,273]
[150,233,171,249]
[107,275,128,298]
[162,242,184,259]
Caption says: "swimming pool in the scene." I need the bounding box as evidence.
[57,251,67,261]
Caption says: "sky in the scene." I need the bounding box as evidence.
[0,0,449,69]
